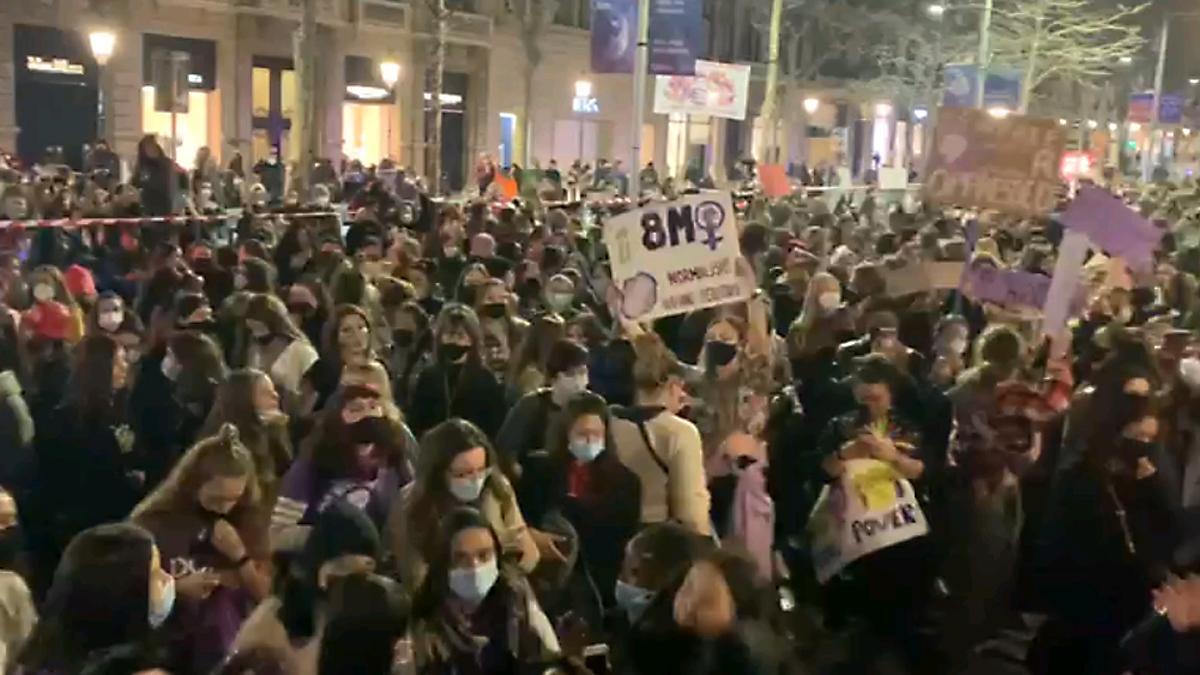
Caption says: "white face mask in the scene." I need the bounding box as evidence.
[817,291,840,313]
[569,438,604,463]
[1180,357,1200,392]
[448,557,499,606]
[161,352,182,382]
[98,310,123,333]
[449,469,489,503]
[32,284,54,303]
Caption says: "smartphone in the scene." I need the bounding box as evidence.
[583,644,610,675]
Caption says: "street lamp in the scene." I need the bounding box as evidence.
[803,97,819,114]
[575,79,593,165]
[1120,55,1133,65]
[1087,119,1098,129]
[379,61,401,163]
[926,3,946,18]
[875,102,893,118]
[89,30,116,143]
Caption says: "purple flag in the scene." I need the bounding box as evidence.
[1059,185,1160,264]
[591,0,637,74]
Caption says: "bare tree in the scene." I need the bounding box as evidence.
[989,0,1146,113]
[293,0,320,193]
[511,0,559,167]
[425,0,450,195]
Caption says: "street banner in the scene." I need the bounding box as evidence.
[652,60,751,120]
[1129,92,1185,124]
[1041,231,1091,342]
[942,64,1022,111]
[603,191,748,320]
[808,459,929,584]
[648,0,705,75]
[1059,185,1161,265]
[923,107,1066,216]
[591,0,637,74]
[758,164,791,197]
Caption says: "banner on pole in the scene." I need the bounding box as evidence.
[942,64,1022,111]
[647,0,704,75]
[652,60,751,120]
[1129,91,1184,124]
[603,191,748,320]
[923,107,1066,216]
[808,459,930,584]
[591,0,638,74]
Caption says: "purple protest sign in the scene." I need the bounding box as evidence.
[591,0,637,74]
[1059,185,1160,264]
[964,263,1088,314]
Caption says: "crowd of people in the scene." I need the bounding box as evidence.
[2,138,1200,675]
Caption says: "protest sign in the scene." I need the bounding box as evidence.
[923,108,1066,216]
[758,164,791,198]
[603,192,748,320]
[808,459,929,584]
[653,60,751,120]
[927,261,966,289]
[1059,185,1161,265]
[963,264,1053,310]
[1041,231,1091,342]
[882,261,964,298]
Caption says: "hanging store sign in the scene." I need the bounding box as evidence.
[26,56,85,76]
[572,96,599,113]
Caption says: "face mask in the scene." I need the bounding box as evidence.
[1180,357,1200,392]
[569,438,604,463]
[615,579,654,623]
[98,310,123,333]
[160,353,182,382]
[547,293,574,312]
[705,341,738,370]
[440,342,469,363]
[481,303,508,320]
[149,575,176,628]
[443,246,460,258]
[233,273,247,290]
[31,284,54,303]
[449,469,489,503]
[817,292,841,313]
[553,373,588,403]
[448,557,499,606]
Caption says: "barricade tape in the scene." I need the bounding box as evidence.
[0,210,339,230]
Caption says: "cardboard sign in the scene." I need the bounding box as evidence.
[923,108,1066,216]
[759,164,791,198]
[808,459,930,584]
[878,166,908,191]
[882,261,965,297]
[964,264,1053,310]
[1059,185,1161,264]
[603,191,748,320]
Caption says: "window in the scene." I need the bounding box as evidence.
[446,0,475,12]
[553,0,589,28]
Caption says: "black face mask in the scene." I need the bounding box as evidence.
[705,341,738,370]
[0,526,23,570]
[348,415,386,445]
[393,329,415,349]
[1121,438,1155,462]
[481,303,508,320]
[440,342,469,362]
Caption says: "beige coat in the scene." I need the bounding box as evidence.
[611,410,712,535]
[385,473,540,591]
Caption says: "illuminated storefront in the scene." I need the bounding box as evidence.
[251,56,296,163]
[342,55,398,166]
[140,34,218,167]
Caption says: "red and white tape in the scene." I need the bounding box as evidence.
[0,211,339,230]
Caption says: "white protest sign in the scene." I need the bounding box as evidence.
[604,192,748,321]
[808,459,930,584]
[1041,230,1091,345]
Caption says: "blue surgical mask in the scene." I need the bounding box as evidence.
[448,557,499,605]
[448,470,489,503]
[615,579,654,623]
[569,438,604,463]
[149,575,175,628]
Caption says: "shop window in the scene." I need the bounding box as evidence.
[141,88,211,168]
[252,67,271,118]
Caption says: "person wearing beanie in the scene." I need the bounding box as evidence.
[232,501,383,675]
[62,264,97,312]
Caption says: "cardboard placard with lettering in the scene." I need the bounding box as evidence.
[603,192,749,320]
[923,108,1066,216]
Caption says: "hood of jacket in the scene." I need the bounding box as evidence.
[0,370,21,399]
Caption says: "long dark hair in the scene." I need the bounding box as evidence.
[432,304,486,367]
[167,330,227,406]
[410,507,518,620]
[305,385,407,481]
[406,419,507,561]
[317,573,409,675]
[17,523,157,673]
[320,304,376,372]
[65,334,124,422]
[548,391,628,500]
[508,312,566,384]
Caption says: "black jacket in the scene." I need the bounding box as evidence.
[408,360,507,438]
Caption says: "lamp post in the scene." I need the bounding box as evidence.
[89,30,116,143]
[379,60,401,163]
[575,79,592,166]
